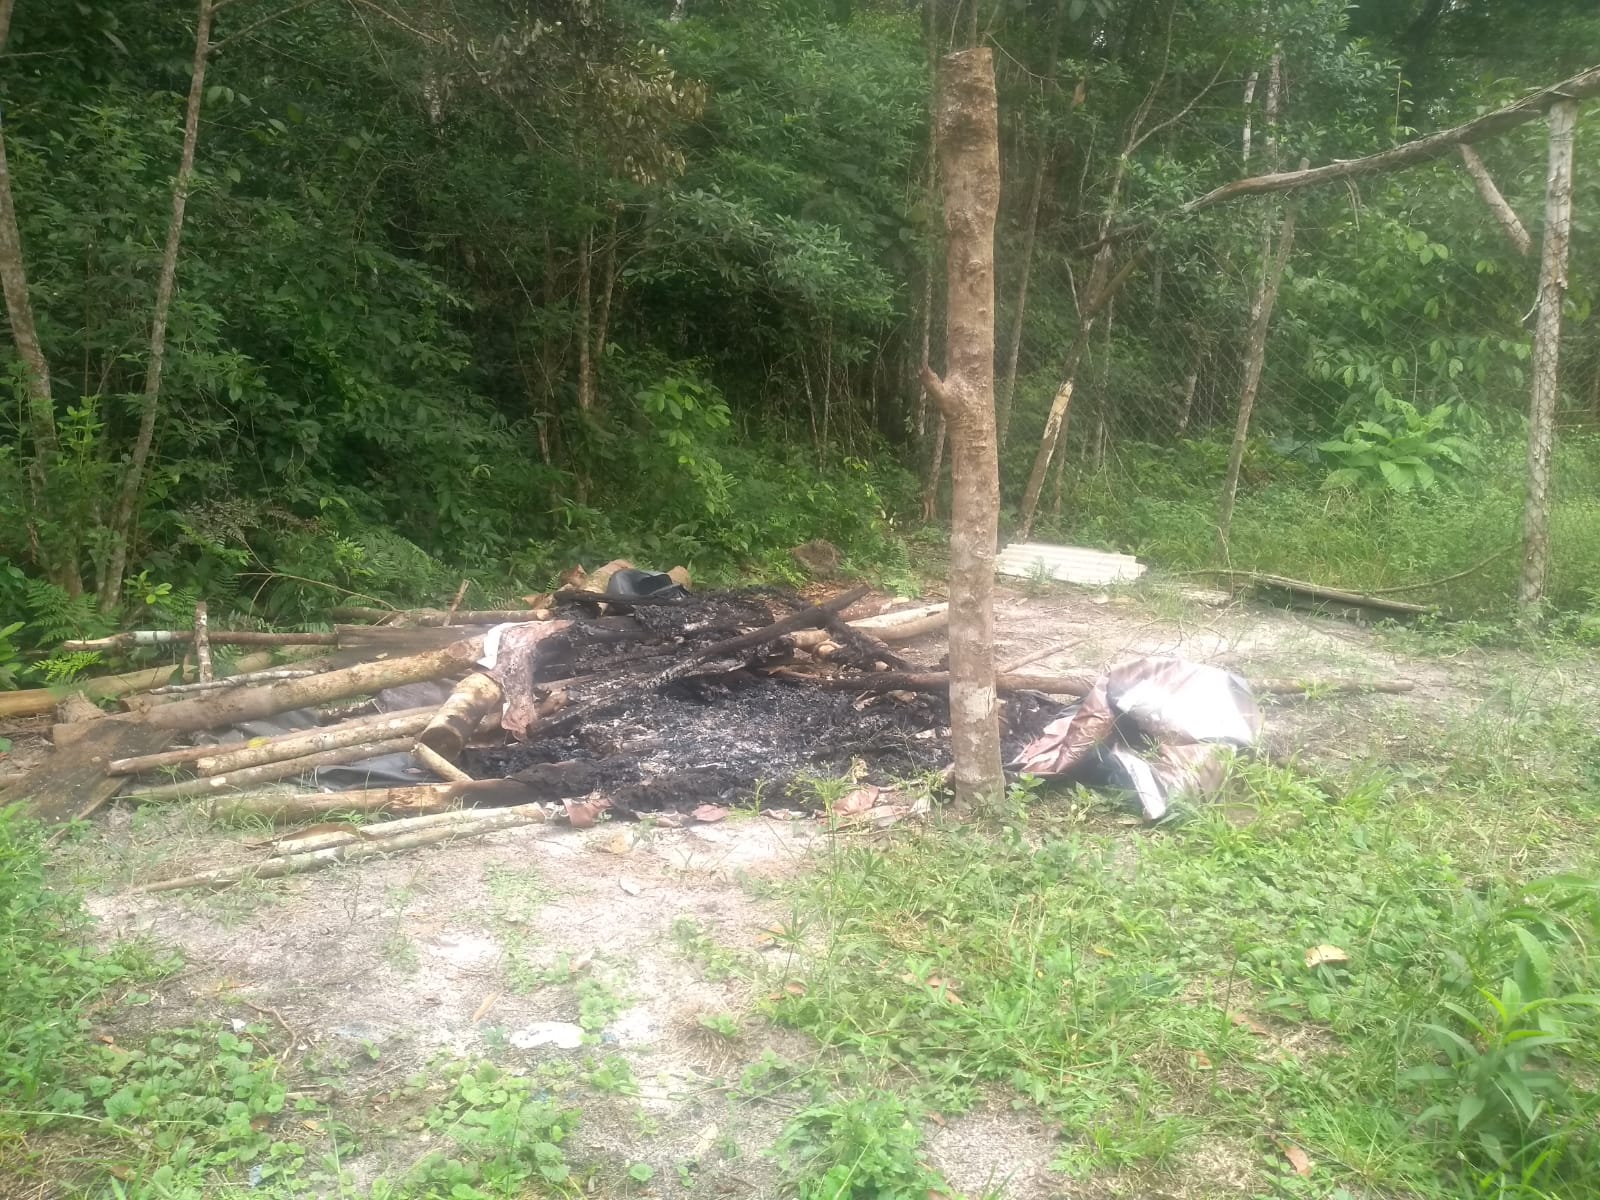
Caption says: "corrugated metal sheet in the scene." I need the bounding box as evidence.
[996,541,1146,586]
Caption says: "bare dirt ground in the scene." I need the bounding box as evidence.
[31,581,1598,1197]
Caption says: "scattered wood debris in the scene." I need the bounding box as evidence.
[7,576,1417,891]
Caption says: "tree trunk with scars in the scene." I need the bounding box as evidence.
[920,48,1003,807]
[1518,99,1578,617]
[99,0,215,612]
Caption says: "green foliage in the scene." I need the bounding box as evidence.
[1317,401,1479,494]
[0,810,147,1117]
[775,1089,951,1200]
[403,1062,581,1198]
[775,753,1600,1196]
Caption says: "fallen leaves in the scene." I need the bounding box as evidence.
[1303,944,1350,969]
[902,972,964,1005]
[691,803,728,823]
[1229,1011,1270,1037]
[618,877,643,896]
[1273,1137,1313,1177]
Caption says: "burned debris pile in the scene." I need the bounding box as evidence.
[8,571,1418,892]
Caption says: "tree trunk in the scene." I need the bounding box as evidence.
[575,224,595,412]
[1217,55,1290,551]
[99,0,215,611]
[0,0,76,592]
[1218,185,1302,549]
[1518,98,1578,616]
[1458,144,1532,256]
[920,48,1003,808]
[995,0,1067,451]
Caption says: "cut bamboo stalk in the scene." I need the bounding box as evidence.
[108,705,436,775]
[212,778,536,824]
[417,672,503,761]
[124,737,416,803]
[144,803,549,891]
[267,800,531,854]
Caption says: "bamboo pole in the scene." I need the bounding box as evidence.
[144,803,549,892]
[211,778,536,824]
[108,705,436,775]
[124,737,415,803]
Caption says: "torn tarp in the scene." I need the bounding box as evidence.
[1011,656,1261,820]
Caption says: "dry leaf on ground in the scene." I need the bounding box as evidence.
[1304,944,1350,968]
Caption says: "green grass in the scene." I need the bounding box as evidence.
[1032,434,1600,618]
[771,743,1600,1198]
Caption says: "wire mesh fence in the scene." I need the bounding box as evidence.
[995,115,1599,614]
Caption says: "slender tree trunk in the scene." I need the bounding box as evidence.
[99,0,215,612]
[1458,144,1532,256]
[1176,360,1200,435]
[995,150,1046,450]
[1518,98,1578,616]
[920,48,1002,808]
[575,224,594,413]
[1217,182,1302,549]
[921,418,947,521]
[0,0,78,592]
[592,211,619,385]
[995,0,1067,451]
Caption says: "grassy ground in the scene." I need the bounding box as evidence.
[3,589,1598,1199]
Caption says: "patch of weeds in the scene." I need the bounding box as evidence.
[697,1011,742,1040]
[577,977,629,1033]
[776,756,1600,1197]
[626,1160,655,1187]
[669,916,747,981]
[585,1054,638,1096]
[774,1088,952,1200]
[484,864,551,926]
[397,1060,581,1198]
[382,930,420,975]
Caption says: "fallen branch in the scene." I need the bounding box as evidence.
[144,802,549,891]
[213,778,539,824]
[123,736,416,803]
[263,801,524,854]
[804,669,1414,697]
[1458,144,1532,256]
[60,629,337,651]
[109,705,436,776]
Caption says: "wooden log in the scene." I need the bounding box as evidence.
[416,672,503,761]
[109,705,437,775]
[851,603,949,639]
[817,609,911,669]
[127,636,483,734]
[213,778,542,824]
[144,667,320,697]
[1246,573,1435,616]
[144,802,549,892]
[60,629,337,651]
[330,606,551,626]
[123,737,416,803]
[191,709,435,776]
[0,664,188,719]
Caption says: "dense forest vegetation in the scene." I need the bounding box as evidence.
[2,0,1598,670]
